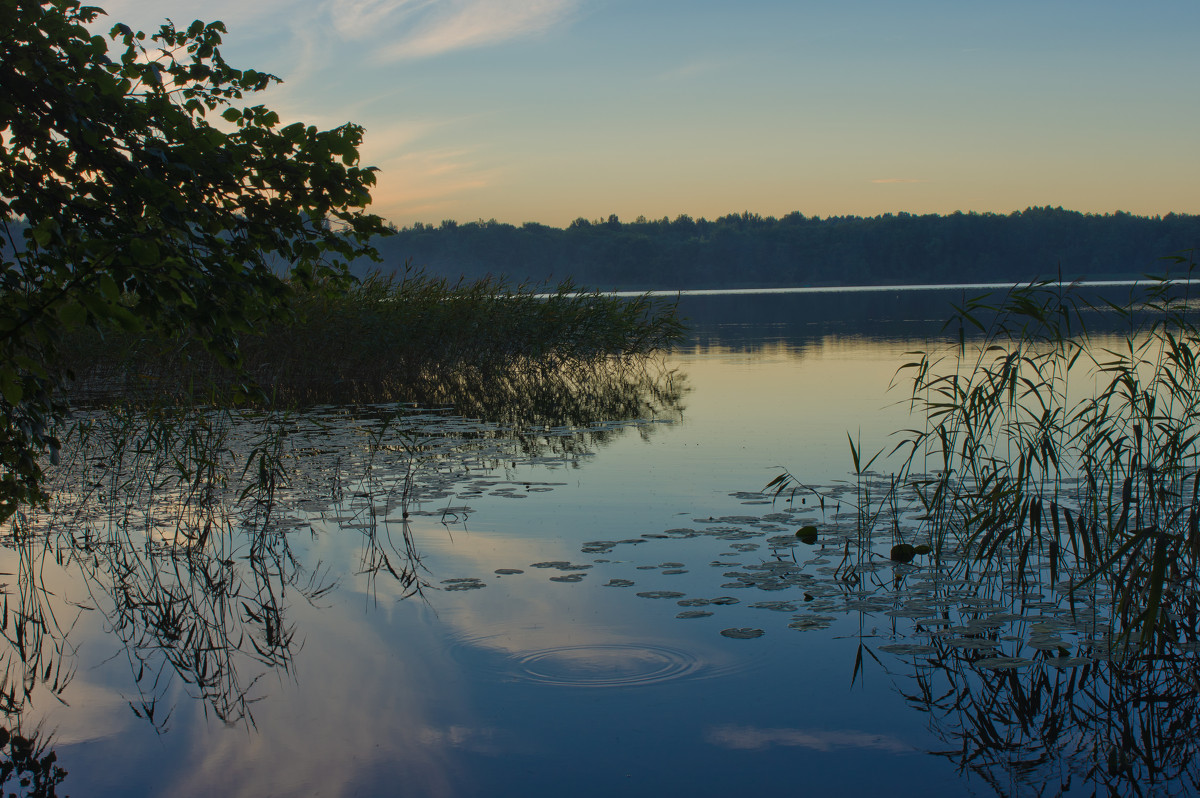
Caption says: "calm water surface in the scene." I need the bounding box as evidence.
[6,286,1193,797]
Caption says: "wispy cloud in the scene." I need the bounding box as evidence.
[370,0,579,61]
[99,0,296,32]
[329,0,437,40]
[707,724,912,753]
[871,178,930,184]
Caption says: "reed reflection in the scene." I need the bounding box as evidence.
[890,632,1200,795]
[758,464,1200,797]
[0,356,684,742]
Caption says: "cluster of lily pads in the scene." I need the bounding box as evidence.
[436,484,1151,670]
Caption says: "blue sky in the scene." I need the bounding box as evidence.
[101,1,1200,226]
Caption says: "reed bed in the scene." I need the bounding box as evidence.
[60,268,685,408]
[0,267,685,730]
[0,348,684,727]
[772,257,1200,647]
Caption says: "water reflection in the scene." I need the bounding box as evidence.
[521,470,1200,796]
[895,638,1200,795]
[5,288,1200,796]
[0,358,684,790]
[706,724,911,754]
[676,282,1172,355]
[508,643,703,687]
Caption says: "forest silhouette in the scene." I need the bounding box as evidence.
[374,206,1200,290]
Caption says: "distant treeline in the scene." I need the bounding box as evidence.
[367,207,1200,290]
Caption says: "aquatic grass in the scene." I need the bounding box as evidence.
[906,261,1200,648]
[0,359,683,728]
[60,267,686,409]
[771,255,1200,648]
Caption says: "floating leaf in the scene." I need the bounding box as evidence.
[879,643,937,656]
[974,656,1034,670]
[795,525,819,544]
[720,628,765,639]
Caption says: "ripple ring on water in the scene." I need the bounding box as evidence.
[510,643,703,688]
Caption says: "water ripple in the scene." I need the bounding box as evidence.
[509,643,704,688]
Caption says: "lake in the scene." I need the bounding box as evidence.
[4,284,1196,797]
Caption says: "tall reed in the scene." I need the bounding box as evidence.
[771,257,1200,647]
[60,267,685,408]
[900,261,1200,646]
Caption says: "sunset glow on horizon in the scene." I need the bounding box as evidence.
[101,0,1200,227]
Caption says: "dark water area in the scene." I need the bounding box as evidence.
[3,284,1199,796]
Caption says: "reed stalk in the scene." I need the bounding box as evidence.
[772,255,1200,647]
[58,267,685,409]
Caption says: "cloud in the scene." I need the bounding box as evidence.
[97,0,296,32]
[107,0,579,66]
[870,178,930,184]
[372,0,579,61]
[706,724,912,753]
[329,0,437,40]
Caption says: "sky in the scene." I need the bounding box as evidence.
[97,0,1200,228]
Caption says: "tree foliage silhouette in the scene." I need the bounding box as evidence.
[0,0,388,520]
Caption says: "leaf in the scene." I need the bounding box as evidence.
[795,526,819,544]
[56,301,87,327]
[129,238,160,266]
[0,372,23,406]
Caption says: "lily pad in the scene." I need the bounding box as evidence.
[787,616,835,632]
[442,578,487,591]
[721,628,765,639]
[945,638,1000,650]
[750,601,798,612]
[1045,656,1093,668]
[879,643,937,656]
[974,656,1035,670]
[637,591,686,599]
